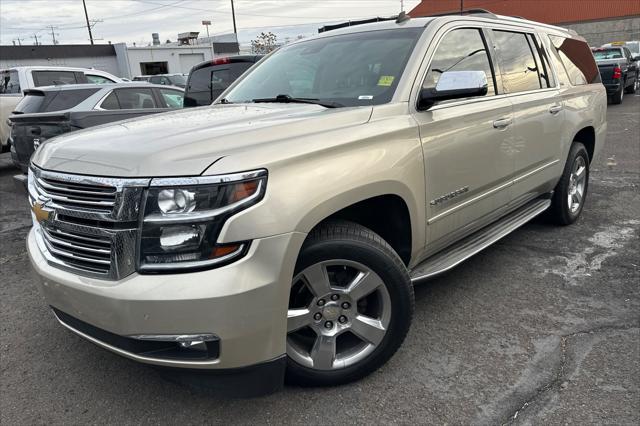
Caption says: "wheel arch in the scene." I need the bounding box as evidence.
[296,183,422,267]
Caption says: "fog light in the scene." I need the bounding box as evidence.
[159,226,202,249]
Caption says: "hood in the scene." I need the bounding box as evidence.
[32,103,373,177]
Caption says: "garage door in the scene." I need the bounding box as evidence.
[179,53,205,74]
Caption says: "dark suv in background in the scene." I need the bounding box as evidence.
[183,55,262,107]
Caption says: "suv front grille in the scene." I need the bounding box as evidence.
[29,167,150,280]
[41,227,112,274]
[34,176,117,213]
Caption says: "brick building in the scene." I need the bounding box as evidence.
[409,0,640,46]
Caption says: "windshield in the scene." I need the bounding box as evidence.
[169,75,187,85]
[224,28,423,107]
[593,48,623,60]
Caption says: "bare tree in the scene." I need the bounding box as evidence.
[251,32,278,54]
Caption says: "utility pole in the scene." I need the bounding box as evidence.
[48,25,59,45]
[82,0,94,45]
[400,0,404,12]
[460,0,464,14]
[230,0,237,34]
[202,20,214,59]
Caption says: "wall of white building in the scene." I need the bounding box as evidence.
[123,45,214,78]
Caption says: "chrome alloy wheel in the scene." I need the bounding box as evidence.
[287,260,392,371]
[567,155,587,214]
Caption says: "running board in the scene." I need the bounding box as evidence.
[410,198,551,283]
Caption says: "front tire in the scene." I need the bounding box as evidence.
[548,142,590,226]
[286,221,414,386]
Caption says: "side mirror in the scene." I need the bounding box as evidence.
[633,55,640,61]
[418,70,488,110]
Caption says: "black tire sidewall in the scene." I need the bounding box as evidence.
[286,226,413,386]
[552,143,590,225]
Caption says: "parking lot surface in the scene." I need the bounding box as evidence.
[1,95,638,425]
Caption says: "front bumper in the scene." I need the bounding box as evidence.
[28,228,305,371]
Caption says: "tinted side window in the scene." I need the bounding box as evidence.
[493,30,541,93]
[1,70,21,94]
[158,88,184,108]
[185,62,253,106]
[548,35,600,85]
[100,92,120,110]
[423,28,496,97]
[43,89,99,111]
[86,74,114,84]
[115,88,156,109]
[528,34,555,88]
[32,71,79,87]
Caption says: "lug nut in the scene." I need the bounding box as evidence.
[317,299,325,306]
[313,312,322,320]
[330,294,339,301]
[338,315,348,324]
[324,321,333,329]
[341,302,350,309]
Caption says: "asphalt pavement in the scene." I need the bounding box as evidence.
[1,94,638,425]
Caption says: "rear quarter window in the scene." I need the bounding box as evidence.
[548,35,601,85]
[14,89,99,113]
[43,88,99,111]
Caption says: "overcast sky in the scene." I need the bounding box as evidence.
[0,0,420,46]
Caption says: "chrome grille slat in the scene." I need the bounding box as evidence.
[41,235,111,266]
[37,178,117,196]
[42,228,111,256]
[34,176,116,210]
[45,227,111,247]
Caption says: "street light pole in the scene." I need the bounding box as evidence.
[83,0,94,45]
[230,0,237,34]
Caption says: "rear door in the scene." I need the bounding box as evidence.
[412,26,515,247]
[491,29,564,204]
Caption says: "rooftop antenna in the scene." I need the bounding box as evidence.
[396,11,410,23]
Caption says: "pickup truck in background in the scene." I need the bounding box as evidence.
[592,46,639,104]
[10,83,184,175]
[1,66,122,152]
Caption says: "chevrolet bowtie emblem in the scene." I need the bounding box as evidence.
[32,201,51,224]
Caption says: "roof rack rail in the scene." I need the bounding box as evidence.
[427,8,497,18]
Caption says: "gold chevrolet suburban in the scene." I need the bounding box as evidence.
[26,11,606,395]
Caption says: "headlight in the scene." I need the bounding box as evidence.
[138,170,267,273]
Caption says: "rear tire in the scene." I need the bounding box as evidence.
[624,74,638,94]
[611,84,624,104]
[548,142,590,226]
[285,220,414,386]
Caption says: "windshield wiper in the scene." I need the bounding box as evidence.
[252,94,342,108]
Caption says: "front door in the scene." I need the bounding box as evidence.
[412,27,515,249]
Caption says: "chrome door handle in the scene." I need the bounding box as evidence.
[493,118,512,129]
[549,105,563,115]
